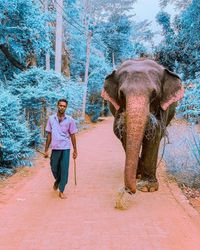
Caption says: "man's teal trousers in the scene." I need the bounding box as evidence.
[50,149,70,192]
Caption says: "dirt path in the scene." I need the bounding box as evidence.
[1,117,200,250]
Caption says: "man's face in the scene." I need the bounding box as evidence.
[57,101,67,114]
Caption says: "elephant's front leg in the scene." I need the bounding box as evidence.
[137,106,176,192]
[113,111,126,150]
[137,129,162,192]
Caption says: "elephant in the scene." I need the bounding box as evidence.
[101,58,184,195]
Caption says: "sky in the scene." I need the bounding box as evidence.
[133,0,176,44]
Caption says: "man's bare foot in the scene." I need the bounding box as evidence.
[59,192,67,199]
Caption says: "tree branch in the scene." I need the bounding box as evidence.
[0,44,26,71]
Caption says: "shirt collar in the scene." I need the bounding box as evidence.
[54,113,67,121]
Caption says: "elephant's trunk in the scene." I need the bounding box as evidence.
[125,94,149,193]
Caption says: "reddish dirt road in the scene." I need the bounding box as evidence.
[1,117,200,250]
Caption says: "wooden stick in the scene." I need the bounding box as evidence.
[35,148,48,158]
[74,159,77,185]
[35,148,45,155]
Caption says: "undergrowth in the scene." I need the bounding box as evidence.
[161,121,200,189]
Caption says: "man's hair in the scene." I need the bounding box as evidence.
[57,99,68,105]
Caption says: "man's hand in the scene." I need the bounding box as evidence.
[70,134,77,159]
[44,132,51,158]
[73,150,77,159]
[44,151,49,158]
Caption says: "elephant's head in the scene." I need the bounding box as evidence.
[101,59,184,193]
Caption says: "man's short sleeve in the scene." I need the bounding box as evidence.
[69,118,78,134]
[46,118,52,133]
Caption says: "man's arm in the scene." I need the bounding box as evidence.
[70,134,77,159]
[44,132,52,158]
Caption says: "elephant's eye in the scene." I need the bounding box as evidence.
[104,85,109,93]
[150,90,157,102]
[118,90,126,106]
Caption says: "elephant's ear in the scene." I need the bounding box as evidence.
[160,69,184,111]
[101,70,120,111]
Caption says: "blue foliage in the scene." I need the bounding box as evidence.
[86,57,111,121]
[0,0,51,55]
[155,2,200,126]
[98,14,135,65]
[8,67,84,146]
[0,85,33,175]
[162,124,200,188]
[155,1,200,78]
[155,11,178,70]
[0,0,52,78]
[175,0,200,80]
[177,79,200,124]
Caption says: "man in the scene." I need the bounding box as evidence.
[44,99,78,199]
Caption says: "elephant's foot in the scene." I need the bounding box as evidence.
[115,187,134,210]
[136,180,159,192]
[137,158,142,179]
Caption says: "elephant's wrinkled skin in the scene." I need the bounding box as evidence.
[101,59,184,194]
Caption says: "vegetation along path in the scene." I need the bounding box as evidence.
[1,117,200,250]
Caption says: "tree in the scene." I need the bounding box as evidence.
[0,85,32,175]
[155,0,200,123]
[177,78,200,124]
[8,67,84,145]
[0,0,51,76]
[86,54,111,121]
[98,14,134,65]
[174,0,200,79]
[79,0,136,22]
[155,11,178,70]
[159,0,192,10]
[156,0,200,79]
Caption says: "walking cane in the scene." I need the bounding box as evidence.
[74,159,77,186]
[34,148,48,157]
[35,148,45,156]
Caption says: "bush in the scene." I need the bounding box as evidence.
[86,56,111,122]
[0,86,33,175]
[177,78,200,124]
[162,122,200,189]
[87,91,103,122]
[8,67,84,145]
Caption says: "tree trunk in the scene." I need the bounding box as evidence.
[82,30,92,118]
[0,44,26,71]
[61,43,70,77]
[55,0,63,73]
[26,54,37,68]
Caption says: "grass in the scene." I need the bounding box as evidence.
[160,119,200,189]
